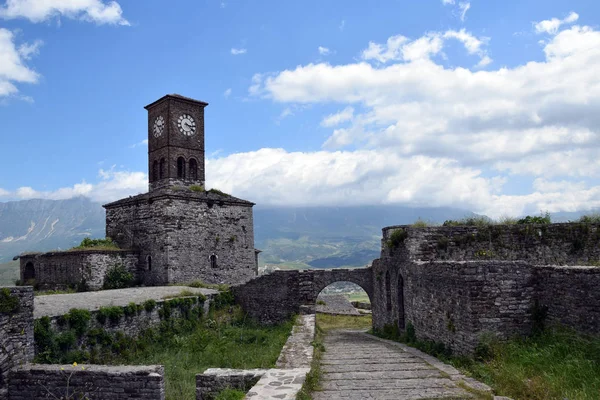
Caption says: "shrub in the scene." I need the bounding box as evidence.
[66,308,91,336]
[103,263,134,290]
[73,237,119,250]
[412,218,429,227]
[97,306,124,324]
[0,288,20,314]
[386,228,407,249]
[143,299,157,312]
[578,213,600,224]
[517,211,551,225]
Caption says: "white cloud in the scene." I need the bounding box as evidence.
[231,48,247,55]
[0,188,10,197]
[0,0,129,25]
[442,0,455,4]
[458,2,470,21]
[534,11,579,35]
[0,28,40,97]
[321,107,354,127]
[318,46,330,55]
[224,88,232,98]
[361,29,489,64]
[245,21,600,216]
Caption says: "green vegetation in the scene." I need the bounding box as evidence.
[316,313,372,333]
[0,287,20,313]
[103,263,135,290]
[374,320,600,400]
[189,185,205,192]
[578,213,600,224]
[516,211,551,225]
[411,218,430,227]
[443,212,551,227]
[214,388,246,400]
[35,288,77,296]
[297,324,325,400]
[386,228,407,249]
[208,188,231,197]
[187,280,230,292]
[33,292,292,400]
[72,237,119,251]
[163,289,198,299]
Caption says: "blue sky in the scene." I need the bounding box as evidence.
[0,0,599,218]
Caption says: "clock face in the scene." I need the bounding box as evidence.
[177,114,196,136]
[153,116,165,138]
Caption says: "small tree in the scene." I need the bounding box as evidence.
[103,263,134,290]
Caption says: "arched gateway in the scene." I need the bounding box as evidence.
[232,268,374,324]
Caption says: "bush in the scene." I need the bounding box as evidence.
[517,212,551,225]
[386,228,407,249]
[143,299,157,312]
[65,308,91,336]
[0,288,20,314]
[103,263,134,290]
[578,213,600,224]
[73,237,119,250]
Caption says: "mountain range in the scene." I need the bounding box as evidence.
[1,196,593,285]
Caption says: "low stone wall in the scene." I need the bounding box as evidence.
[535,265,600,334]
[196,369,266,400]
[19,250,140,290]
[8,364,165,399]
[0,287,34,398]
[35,293,212,360]
[383,223,600,265]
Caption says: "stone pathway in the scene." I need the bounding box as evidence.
[312,330,492,400]
[34,286,217,318]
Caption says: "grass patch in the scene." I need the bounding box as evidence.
[189,185,205,192]
[162,289,197,299]
[100,307,293,400]
[315,313,372,333]
[34,288,77,296]
[71,237,119,250]
[214,388,246,400]
[453,327,600,400]
[296,325,325,400]
[187,280,230,292]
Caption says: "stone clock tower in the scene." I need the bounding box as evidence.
[145,94,208,191]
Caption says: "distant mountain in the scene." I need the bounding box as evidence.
[0,197,105,262]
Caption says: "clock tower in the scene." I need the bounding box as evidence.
[145,94,208,191]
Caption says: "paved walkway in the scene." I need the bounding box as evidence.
[313,330,492,400]
[34,286,217,318]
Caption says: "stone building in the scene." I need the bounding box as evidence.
[20,94,259,288]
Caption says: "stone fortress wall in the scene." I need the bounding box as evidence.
[371,223,600,354]
[19,250,139,290]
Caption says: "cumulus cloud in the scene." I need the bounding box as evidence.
[223,88,232,98]
[361,29,490,65]
[535,11,578,35]
[244,17,600,216]
[318,46,330,55]
[231,48,247,55]
[0,28,40,97]
[0,0,129,25]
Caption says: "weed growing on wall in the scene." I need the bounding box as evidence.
[386,228,407,249]
[102,263,134,290]
[73,237,119,250]
[0,288,20,314]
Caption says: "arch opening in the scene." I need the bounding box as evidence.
[177,157,186,179]
[189,158,198,180]
[147,255,152,271]
[159,158,165,179]
[315,281,372,322]
[152,161,158,182]
[24,262,35,281]
[210,254,217,269]
[397,273,405,330]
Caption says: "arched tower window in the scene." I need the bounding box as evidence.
[189,158,198,180]
[152,161,158,182]
[177,157,186,179]
[210,254,217,268]
[159,158,165,179]
[24,262,35,281]
[385,271,392,312]
[147,255,152,271]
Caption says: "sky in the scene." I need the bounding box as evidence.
[0,0,599,218]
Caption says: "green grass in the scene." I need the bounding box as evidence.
[214,388,246,400]
[34,288,77,296]
[98,307,293,400]
[315,313,372,333]
[344,292,370,303]
[453,327,600,400]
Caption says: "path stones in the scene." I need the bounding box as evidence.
[312,330,487,400]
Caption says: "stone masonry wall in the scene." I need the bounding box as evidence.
[233,268,373,324]
[534,265,600,334]
[19,251,139,290]
[0,286,34,398]
[36,293,212,358]
[8,364,165,399]
[105,191,256,286]
[383,223,600,265]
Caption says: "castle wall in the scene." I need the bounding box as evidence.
[19,251,139,290]
[0,286,34,398]
[372,223,600,355]
[384,223,600,265]
[8,364,165,400]
[105,194,256,286]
